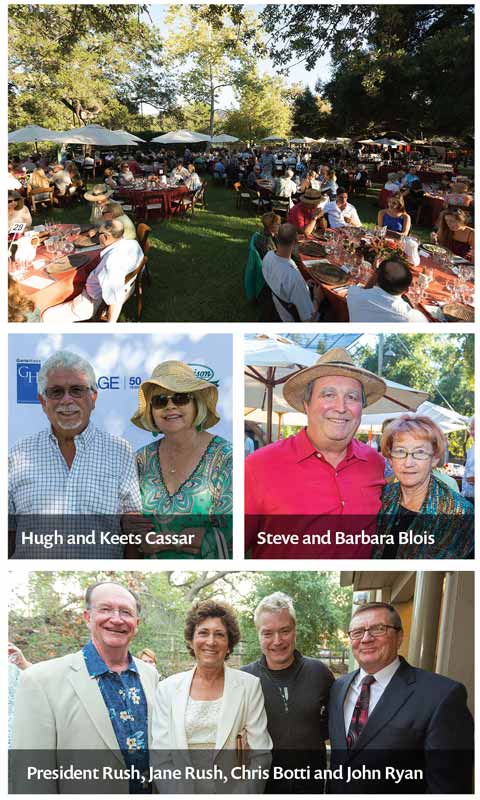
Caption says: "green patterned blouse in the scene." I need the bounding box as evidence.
[135,435,232,560]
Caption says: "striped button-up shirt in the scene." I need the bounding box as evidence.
[9,421,141,558]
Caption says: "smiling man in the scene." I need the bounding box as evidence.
[9,350,141,558]
[245,349,387,558]
[11,581,159,794]
[328,602,474,793]
[242,592,333,793]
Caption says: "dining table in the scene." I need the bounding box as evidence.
[114,183,189,221]
[296,230,475,323]
[9,223,102,314]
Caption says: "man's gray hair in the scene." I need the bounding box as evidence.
[37,351,97,396]
[85,581,141,615]
[254,592,296,629]
[350,601,403,631]
[303,378,366,407]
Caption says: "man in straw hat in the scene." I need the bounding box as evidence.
[245,348,386,559]
[287,187,328,236]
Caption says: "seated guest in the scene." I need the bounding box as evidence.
[346,258,425,322]
[65,162,83,194]
[402,177,425,218]
[255,212,281,260]
[287,188,327,236]
[319,167,338,200]
[272,168,297,207]
[84,183,113,224]
[185,163,202,192]
[401,165,419,186]
[8,191,32,230]
[336,164,351,193]
[8,163,22,191]
[170,160,189,184]
[50,164,72,197]
[259,147,274,178]
[436,209,474,259]
[118,162,135,186]
[247,165,261,189]
[262,223,322,321]
[103,167,117,189]
[42,220,143,323]
[29,168,52,202]
[8,276,41,322]
[383,172,401,193]
[299,168,319,193]
[324,189,361,228]
[213,159,226,181]
[444,181,473,210]
[101,201,137,240]
[353,165,369,192]
[21,155,36,173]
[377,195,411,235]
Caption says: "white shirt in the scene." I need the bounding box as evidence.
[86,239,143,306]
[462,444,475,498]
[347,284,425,323]
[343,657,401,734]
[8,173,22,190]
[262,251,316,322]
[324,200,361,228]
[51,170,72,195]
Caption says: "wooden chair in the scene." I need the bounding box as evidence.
[194,180,207,210]
[28,186,55,213]
[170,190,196,218]
[270,195,290,220]
[136,223,152,285]
[93,255,148,322]
[249,190,270,215]
[233,181,250,210]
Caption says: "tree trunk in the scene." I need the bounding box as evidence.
[209,63,215,138]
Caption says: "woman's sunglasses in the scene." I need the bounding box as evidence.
[151,392,193,409]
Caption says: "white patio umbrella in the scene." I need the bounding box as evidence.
[375,137,402,146]
[113,129,146,143]
[289,137,307,144]
[8,125,72,145]
[54,125,139,146]
[357,139,381,145]
[211,134,239,144]
[150,130,212,144]
[261,135,287,142]
[358,401,469,434]
[244,334,318,442]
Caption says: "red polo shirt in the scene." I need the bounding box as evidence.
[245,428,385,559]
[287,203,318,233]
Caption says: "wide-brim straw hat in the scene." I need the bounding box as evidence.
[84,184,113,202]
[300,188,326,205]
[131,360,220,433]
[283,348,386,412]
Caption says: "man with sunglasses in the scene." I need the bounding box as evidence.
[11,581,159,793]
[328,602,473,793]
[42,219,143,323]
[9,350,142,558]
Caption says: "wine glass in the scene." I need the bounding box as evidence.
[62,241,75,256]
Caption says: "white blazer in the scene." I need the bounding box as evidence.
[151,665,272,793]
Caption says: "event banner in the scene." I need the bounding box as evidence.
[8,569,474,794]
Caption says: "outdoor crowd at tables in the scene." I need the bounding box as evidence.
[7,139,475,323]
[243,148,474,324]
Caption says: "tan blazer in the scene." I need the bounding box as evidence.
[12,649,159,793]
[151,666,272,792]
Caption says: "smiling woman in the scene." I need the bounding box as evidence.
[130,360,232,559]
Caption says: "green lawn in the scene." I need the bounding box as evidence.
[36,180,433,322]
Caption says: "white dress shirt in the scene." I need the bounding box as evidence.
[347,285,425,323]
[343,657,401,734]
[324,200,361,228]
[86,239,143,306]
[262,251,316,322]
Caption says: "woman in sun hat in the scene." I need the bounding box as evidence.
[131,360,232,560]
[84,183,113,223]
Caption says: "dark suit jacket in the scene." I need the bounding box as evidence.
[328,657,473,794]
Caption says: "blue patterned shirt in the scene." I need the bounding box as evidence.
[82,641,149,793]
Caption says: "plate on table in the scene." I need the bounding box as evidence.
[442,303,474,322]
[45,254,91,274]
[301,241,327,258]
[421,243,448,257]
[74,233,99,248]
[304,262,349,286]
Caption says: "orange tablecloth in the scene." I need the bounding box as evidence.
[115,185,189,219]
[12,224,101,313]
[297,235,474,322]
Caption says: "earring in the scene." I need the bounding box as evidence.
[195,424,202,432]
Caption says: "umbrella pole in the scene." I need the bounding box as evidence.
[277,412,284,440]
[266,367,274,444]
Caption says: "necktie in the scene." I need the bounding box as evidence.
[346,675,376,748]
